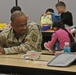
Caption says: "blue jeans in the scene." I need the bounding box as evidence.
[55,41,61,51]
[51,34,62,51]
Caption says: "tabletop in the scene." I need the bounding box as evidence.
[0,54,76,73]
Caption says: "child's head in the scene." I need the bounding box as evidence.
[53,21,65,31]
[46,8,54,15]
[56,1,66,14]
[11,6,21,14]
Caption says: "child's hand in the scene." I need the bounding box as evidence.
[43,13,47,16]
[55,51,64,56]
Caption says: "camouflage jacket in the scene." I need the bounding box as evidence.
[0,21,42,54]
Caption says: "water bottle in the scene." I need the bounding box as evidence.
[64,42,71,53]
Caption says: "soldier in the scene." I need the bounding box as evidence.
[0,11,42,54]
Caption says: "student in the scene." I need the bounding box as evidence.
[41,8,61,31]
[46,8,61,23]
[44,21,74,53]
[6,6,22,29]
[41,9,53,31]
[56,1,73,26]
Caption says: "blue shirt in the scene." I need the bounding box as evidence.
[52,13,61,23]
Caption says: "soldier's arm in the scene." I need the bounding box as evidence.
[0,33,6,47]
[0,32,7,54]
[4,28,42,54]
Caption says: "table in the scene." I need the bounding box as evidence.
[0,54,76,75]
[42,29,54,50]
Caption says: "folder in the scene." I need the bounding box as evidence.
[47,53,76,67]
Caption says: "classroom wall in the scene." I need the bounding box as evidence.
[0,0,76,25]
[0,0,15,24]
[18,0,58,24]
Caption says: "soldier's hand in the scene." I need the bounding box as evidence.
[0,47,5,54]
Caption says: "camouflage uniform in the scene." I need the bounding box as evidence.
[0,21,42,54]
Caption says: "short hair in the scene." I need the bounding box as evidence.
[46,8,54,13]
[10,6,21,14]
[56,1,66,7]
[52,21,65,29]
[11,11,26,22]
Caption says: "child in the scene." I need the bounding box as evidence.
[6,6,22,29]
[44,21,74,53]
[56,1,73,26]
[41,8,61,31]
[46,8,61,23]
[41,11,52,31]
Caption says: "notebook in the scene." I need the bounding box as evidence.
[47,53,76,67]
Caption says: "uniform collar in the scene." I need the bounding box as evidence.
[8,28,28,43]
